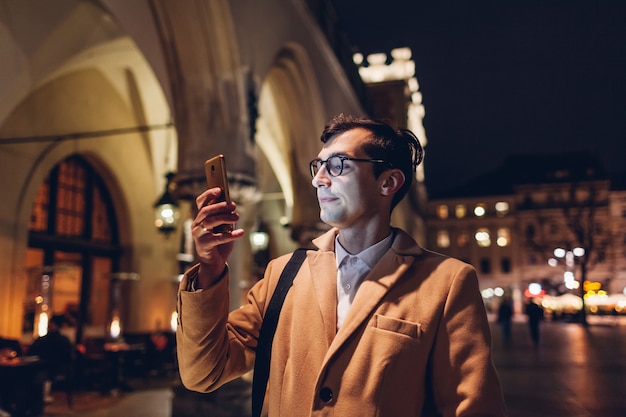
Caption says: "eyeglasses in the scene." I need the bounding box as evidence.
[309,155,389,177]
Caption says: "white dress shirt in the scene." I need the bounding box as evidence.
[335,231,394,329]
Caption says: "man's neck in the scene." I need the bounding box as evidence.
[337,225,392,254]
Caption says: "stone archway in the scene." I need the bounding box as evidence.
[256,43,330,249]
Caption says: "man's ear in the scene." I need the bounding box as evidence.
[380,169,405,196]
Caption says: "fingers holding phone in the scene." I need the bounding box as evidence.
[204,155,235,234]
[194,188,239,236]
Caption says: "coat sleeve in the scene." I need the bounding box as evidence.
[430,263,507,417]
[175,258,284,393]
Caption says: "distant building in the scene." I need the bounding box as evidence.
[425,151,626,315]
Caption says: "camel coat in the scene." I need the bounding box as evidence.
[177,228,506,417]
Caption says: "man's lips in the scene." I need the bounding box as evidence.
[318,194,337,203]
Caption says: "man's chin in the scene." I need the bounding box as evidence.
[319,212,341,228]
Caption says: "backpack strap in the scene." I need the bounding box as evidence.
[251,248,309,417]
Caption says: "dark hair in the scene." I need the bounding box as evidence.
[320,114,424,209]
[50,315,65,328]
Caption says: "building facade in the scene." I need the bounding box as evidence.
[0,0,428,345]
[425,152,626,315]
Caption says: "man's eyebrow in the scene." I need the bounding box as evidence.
[326,152,350,158]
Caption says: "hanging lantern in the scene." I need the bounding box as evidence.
[154,172,180,236]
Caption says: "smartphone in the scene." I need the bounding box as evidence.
[204,154,234,233]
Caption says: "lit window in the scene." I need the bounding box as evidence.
[437,230,450,248]
[436,205,449,219]
[495,201,509,216]
[457,233,469,247]
[474,204,486,217]
[496,228,510,247]
[475,228,491,247]
[455,204,466,218]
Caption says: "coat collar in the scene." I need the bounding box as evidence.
[310,227,424,362]
[312,227,424,257]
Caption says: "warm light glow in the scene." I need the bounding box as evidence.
[541,294,583,311]
[481,288,495,299]
[155,203,178,228]
[573,247,585,257]
[565,280,580,290]
[554,248,566,258]
[437,230,450,248]
[251,232,268,248]
[584,281,602,292]
[436,205,449,219]
[494,287,504,297]
[250,231,269,252]
[170,311,178,332]
[455,204,466,218]
[110,316,121,339]
[474,205,486,217]
[495,201,509,216]
[38,312,49,337]
[548,258,558,267]
[496,228,510,247]
[475,228,491,247]
[528,283,543,296]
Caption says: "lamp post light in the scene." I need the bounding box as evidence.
[549,246,588,324]
[549,247,585,291]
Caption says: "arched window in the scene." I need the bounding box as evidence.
[24,156,121,343]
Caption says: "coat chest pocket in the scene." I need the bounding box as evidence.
[374,314,421,339]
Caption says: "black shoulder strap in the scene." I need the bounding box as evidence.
[251,248,308,417]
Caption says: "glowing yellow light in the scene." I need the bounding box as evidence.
[495,201,509,216]
[38,313,49,337]
[110,316,121,339]
[474,205,486,217]
[475,228,491,247]
[455,204,466,218]
[171,311,178,332]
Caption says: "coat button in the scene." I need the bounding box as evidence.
[319,387,333,403]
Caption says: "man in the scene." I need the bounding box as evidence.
[177,114,506,416]
[28,315,73,403]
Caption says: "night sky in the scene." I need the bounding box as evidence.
[332,1,626,196]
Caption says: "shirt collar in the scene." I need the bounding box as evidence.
[335,230,394,269]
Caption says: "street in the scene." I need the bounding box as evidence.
[492,316,626,417]
[43,317,626,417]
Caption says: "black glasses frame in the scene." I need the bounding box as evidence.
[309,155,389,177]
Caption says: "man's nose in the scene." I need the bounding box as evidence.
[311,166,330,188]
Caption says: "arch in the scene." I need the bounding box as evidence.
[25,155,123,343]
[0,62,172,336]
[256,43,328,244]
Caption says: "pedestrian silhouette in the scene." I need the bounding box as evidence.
[497,298,513,346]
[524,300,544,348]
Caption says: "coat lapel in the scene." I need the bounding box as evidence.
[307,249,339,345]
[327,250,414,354]
[313,228,422,362]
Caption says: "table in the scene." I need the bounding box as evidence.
[0,356,45,416]
[103,342,144,394]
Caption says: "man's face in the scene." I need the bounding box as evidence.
[311,128,388,230]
